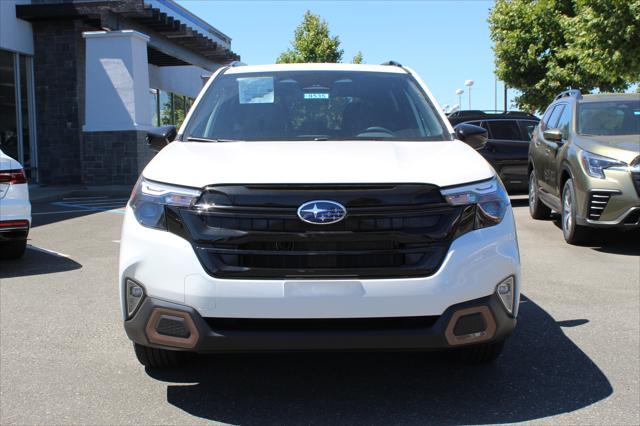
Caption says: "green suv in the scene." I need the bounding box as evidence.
[528,90,640,244]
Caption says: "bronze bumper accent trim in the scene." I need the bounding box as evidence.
[445,306,496,346]
[145,308,199,349]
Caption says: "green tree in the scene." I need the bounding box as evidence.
[277,11,344,63]
[352,51,364,64]
[489,0,640,112]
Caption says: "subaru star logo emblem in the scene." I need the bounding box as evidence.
[297,200,347,225]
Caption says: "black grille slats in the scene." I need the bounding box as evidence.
[170,184,468,279]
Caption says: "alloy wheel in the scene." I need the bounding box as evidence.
[529,173,537,215]
[563,185,573,238]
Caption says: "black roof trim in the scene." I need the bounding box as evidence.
[447,110,538,119]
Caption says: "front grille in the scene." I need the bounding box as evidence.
[632,172,640,197]
[169,184,475,279]
[587,191,612,220]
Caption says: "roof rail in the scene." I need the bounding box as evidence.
[381,60,403,67]
[447,110,486,117]
[227,60,246,67]
[447,110,538,119]
[554,89,582,101]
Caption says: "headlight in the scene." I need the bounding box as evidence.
[441,177,510,228]
[129,177,201,230]
[579,150,626,179]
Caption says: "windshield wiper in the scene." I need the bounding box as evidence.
[186,136,239,143]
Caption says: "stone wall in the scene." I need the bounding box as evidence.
[82,131,156,185]
[31,19,90,185]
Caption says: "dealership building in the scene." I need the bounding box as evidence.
[0,0,239,185]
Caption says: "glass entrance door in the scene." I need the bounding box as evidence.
[0,49,37,181]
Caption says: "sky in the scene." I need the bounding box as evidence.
[176,0,514,112]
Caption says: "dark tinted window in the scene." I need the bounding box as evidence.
[487,120,522,140]
[184,71,449,141]
[556,105,573,139]
[578,100,640,136]
[540,106,555,131]
[547,104,565,129]
[463,121,489,131]
[519,120,538,140]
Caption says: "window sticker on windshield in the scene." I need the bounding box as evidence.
[238,77,274,104]
[304,93,330,100]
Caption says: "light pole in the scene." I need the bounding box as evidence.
[455,89,464,110]
[464,80,474,109]
[443,104,450,114]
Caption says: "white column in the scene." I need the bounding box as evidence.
[83,30,152,132]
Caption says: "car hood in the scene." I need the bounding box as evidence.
[142,140,495,188]
[574,135,640,165]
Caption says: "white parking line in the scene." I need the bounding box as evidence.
[49,199,127,214]
[26,244,70,258]
[33,210,96,215]
[62,196,108,201]
[74,198,129,206]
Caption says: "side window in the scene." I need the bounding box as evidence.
[540,105,556,131]
[486,120,521,140]
[556,105,573,139]
[547,104,565,129]
[519,120,538,141]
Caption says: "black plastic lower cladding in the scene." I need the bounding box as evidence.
[165,184,476,279]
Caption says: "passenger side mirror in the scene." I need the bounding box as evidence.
[543,128,563,142]
[147,125,177,151]
[454,123,488,150]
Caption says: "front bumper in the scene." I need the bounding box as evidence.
[124,293,516,352]
[119,207,521,320]
[574,168,640,228]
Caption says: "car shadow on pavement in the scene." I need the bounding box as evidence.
[0,245,82,279]
[550,217,640,256]
[147,295,612,425]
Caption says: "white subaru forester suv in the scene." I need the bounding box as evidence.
[120,63,520,368]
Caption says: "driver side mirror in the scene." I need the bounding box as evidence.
[147,125,177,151]
[454,123,488,150]
[543,128,563,142]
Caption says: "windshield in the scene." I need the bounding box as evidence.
[183,70,450,142]
[577,100,640,136]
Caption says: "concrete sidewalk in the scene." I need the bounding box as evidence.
[29,185,133,203]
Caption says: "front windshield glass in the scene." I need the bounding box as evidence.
[577,100,640,136]
[183,70,449,141]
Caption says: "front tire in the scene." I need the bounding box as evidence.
[456,340,505,364]
[0,240,27,260]
[133,343,183,369]
[561,179,591,244]
[529,170,551,219]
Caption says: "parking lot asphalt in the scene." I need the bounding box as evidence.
[1,195,638,425]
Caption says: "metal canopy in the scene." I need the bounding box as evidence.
[16,0,240,66]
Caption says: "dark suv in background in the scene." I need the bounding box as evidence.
[448,111,540,192]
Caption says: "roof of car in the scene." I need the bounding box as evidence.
[447,110,539,123]
[224,63,408,75]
